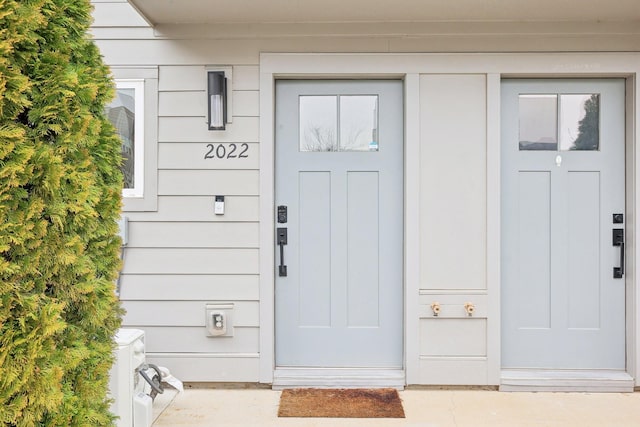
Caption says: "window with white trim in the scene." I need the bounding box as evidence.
[105,80,145,197]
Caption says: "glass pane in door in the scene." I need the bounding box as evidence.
[560,94,600,151]
[299,95,338,151]
[519,94,558,151]
[339,95,379,151]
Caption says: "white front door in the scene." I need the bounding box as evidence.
[501,79,626,369]
[275,80,404,369]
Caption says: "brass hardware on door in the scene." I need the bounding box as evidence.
[613,228,624,279]
[277,227,288,277]
[430,302,441,317]
[464,302,475,316]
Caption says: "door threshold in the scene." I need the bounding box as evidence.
[500,369,634,392]
[273,368,405,390]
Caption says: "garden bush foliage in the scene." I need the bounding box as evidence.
[0,0,123,425]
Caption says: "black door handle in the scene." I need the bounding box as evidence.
[613,228,624,279]
[277,228,287,277]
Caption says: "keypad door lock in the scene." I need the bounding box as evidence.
[277,205,288,223]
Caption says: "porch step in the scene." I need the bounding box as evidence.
[272,368,405,390]
[500,369,634,392]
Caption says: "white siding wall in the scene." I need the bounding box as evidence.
[93,2,263,382]
[118,62,261,382]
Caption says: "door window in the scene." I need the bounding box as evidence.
[518,93,600,151]
[560,94,600,151]
[299,95,379,152]
[299,95,337,151]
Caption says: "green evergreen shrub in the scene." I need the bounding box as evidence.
[0,0,123,425]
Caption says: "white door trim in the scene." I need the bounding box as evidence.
[259,52,640,387]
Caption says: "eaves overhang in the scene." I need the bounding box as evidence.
[126,0,640,26]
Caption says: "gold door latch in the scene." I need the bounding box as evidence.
[464,302,475,316]
[431,302,441,317]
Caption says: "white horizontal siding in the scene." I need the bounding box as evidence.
[123,196,259,222]
[232,91,260,116]
[146,354,259,382]
[122,301,259,326]
[94,36,640,68]
[141,327,259,353]
[231,67,260,91]
[159,143,259,170]
[158,90,258,118]
[158,91,205,116]
[127,222,259,248]
[158,170,259,196]
[89,27,156,39]
[116,55,264,379]
[158,66,259,92]
[158,116,259,142]
[159,66,208,91]
[118,275,259,301]
[95,38,391,65]
[121,248,259,274]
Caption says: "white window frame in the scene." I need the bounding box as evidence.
[114,79,145,198]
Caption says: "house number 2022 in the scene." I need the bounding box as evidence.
[204,143,249,159]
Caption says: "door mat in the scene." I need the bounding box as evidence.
[278,388,405,418]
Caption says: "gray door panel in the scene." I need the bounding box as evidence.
[501,79,625,369]
[275,80,404,367]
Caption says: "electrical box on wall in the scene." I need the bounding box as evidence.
[205,303,234,337]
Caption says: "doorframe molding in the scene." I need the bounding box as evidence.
[259,52,640,387]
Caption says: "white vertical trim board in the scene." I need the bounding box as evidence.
[486,73,501,385]
[631,74,640,386]
[404,73,421,384]
[258,67,276,384]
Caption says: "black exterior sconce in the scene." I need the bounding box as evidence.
[208,71,227,130]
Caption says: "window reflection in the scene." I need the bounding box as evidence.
[519,95,558,151]
[299,96,338,151]
[105,88,135,188]
[299,95,379,152]
[561,94,599,151]
[340,96,379,151]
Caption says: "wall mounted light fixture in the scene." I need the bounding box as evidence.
[208,70,227,130]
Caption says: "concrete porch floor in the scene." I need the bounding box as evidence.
[151,388,640,426]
